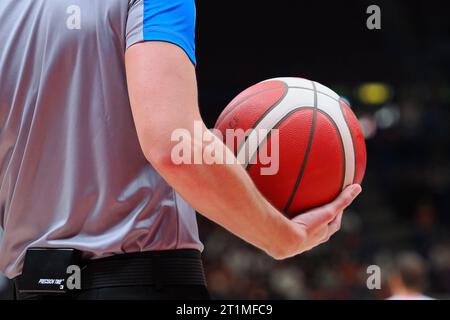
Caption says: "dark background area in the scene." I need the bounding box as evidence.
[196,0,450,123]
[194,0,450,299]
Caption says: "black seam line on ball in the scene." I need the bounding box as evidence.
[245,88,338,171]
[246,106,315,173]
[288,86,340,103]
[238,83,289,160]
[237,84,337,165]
[314,108,347,194]
[215,86,286,129]
[257,107,345,184]
[283,81,318,213]
[282,106,347,212]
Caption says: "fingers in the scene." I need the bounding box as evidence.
[312,213,344,249]
[291,206,338,235]
[329,184,362,213]
[291,184,361,238]
[327,212,344,237]
[291,207,333,233]
[295,212,345,253]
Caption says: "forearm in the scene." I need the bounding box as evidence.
[125,42,358,260]
[149,127,301,259]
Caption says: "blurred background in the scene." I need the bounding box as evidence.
[194,0,450,299]
[1,0,449,300]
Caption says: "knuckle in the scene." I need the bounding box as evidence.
[343,193,353,204]
[325,208,335,220]
[332,227,340,235]
[321,235,331,244]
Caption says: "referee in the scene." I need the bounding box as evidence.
[0,0,361,300]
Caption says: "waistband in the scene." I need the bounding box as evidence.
[81,249,207,290]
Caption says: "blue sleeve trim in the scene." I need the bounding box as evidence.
[143,0,197,65]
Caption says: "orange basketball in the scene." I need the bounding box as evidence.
[215,77,367,217]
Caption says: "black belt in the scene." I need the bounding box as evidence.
[81,250,207,290]
[14,249,207,295]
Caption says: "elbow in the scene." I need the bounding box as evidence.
[142,144,178,172]
[142,142,198,174]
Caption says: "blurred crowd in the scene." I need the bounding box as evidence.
[199,82,450,300]
[0,83,449,300]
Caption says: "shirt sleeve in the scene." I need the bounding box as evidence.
[126,0,197,65]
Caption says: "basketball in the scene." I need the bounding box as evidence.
[215,77,367,217]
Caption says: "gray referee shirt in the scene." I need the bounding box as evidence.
[0,0,202,279]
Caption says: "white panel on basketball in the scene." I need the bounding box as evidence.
[316,92,356,188]
[264,78,340,102]
[262,77,314,90]
[237,87,315,167]
[313,81,340,101]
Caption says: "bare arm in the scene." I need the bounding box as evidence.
[125,42,361,259]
